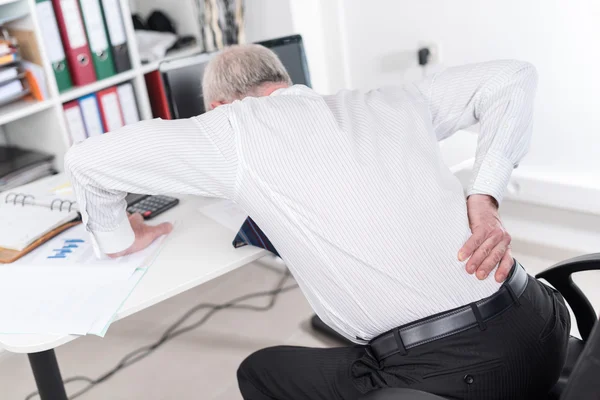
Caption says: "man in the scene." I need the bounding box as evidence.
[65,45,570,399]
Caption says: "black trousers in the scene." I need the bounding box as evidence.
[238,275,571,400]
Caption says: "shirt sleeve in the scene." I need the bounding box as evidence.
[64,108,238,255]
[414,60,538,204]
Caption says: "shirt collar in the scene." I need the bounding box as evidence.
[270,84,318,97]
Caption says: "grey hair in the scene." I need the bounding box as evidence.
[202,44,292,110]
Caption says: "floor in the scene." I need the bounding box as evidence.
[1,249,599,400]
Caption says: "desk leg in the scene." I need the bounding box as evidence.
[28,350,68,400]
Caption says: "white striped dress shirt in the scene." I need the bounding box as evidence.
[65,60,537,343]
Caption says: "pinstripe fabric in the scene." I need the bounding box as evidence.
[65,60,537,343]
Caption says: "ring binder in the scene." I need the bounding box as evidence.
[5,192,34,206]
[22,195,34,206]
[77,54,90,66]
[1,180,81,257]
[4,192,75,212]
[50,198,75,212]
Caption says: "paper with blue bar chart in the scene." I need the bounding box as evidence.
[0,224,168,336]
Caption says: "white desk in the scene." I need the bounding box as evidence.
[0,195,267,398]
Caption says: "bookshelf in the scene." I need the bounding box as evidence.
[0,0,206,171]
[0,97,54,126]
[58,69,139,103]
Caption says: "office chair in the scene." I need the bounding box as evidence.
[355,253,600,400]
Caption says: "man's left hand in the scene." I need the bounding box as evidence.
[459,194,513,283]
[107,213,173,258]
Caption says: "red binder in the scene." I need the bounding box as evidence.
[52,0,96,86]
[62,100,88,144]
[96,86,124,133]
[144,70,172,119]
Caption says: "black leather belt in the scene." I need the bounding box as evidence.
[369,261,529,361]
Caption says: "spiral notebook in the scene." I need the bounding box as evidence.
[0,182,80,254]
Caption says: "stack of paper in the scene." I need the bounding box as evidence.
[0,146,55,191]
[0,80,23,101]
[0,224,167,336]
[0,66,18,84]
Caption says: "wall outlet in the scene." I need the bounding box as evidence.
[418,41,441,65]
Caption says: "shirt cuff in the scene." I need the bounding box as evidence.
[467,152,515,205]
[91,215,135,255]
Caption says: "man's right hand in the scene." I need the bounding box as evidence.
[107,213,173,258]
[459,194,513,283]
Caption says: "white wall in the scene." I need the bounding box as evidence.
[129,0,296,44]
[243,0,347,94]
[287,0,349,93]
[244,0,294,43]
[335,0,600,190]
[129,0,201,38]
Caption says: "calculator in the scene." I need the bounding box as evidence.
[125,194,180,220]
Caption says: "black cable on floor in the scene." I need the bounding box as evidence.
[25,269,298,400]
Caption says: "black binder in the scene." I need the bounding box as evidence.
[100,0,132,73]
[113,42,131,73]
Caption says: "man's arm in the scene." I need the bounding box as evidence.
[416,60,537,203]
[65,109,238,256]
[415,60,538,281]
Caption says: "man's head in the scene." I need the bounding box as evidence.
[202,44,293,111]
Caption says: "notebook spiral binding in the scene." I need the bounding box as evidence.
[50,199,75,212]
[4,193,75,212]
[4,193,34,206]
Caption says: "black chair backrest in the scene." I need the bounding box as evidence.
[561,318,600,399]
[536,253,600,341]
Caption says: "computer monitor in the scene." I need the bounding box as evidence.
[255,35,312,87]
[159,52,215,119]
[160,34,311,119]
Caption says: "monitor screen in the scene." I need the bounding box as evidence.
[256,35,312,87]
[160,53,215,119]
[160,35,311,119]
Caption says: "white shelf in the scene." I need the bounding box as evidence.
[0,0,21,6]
[58,69,139,103]
[0,43,204,126]
[138,45,204,75]
[0,98,54,126]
